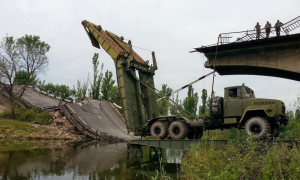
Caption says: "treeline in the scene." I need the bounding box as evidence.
[16,53,121,104]
[157,84,212,117]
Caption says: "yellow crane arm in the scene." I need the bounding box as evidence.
[82,20,148,67]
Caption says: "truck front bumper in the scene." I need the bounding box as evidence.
[274,114,289,126]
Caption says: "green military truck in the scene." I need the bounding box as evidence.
[145,84,288,140]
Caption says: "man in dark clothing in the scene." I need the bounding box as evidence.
[274,20,284,37]
[265,21,272,38]
[254,22,261,39]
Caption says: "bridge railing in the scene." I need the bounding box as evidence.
[202,15,300,48]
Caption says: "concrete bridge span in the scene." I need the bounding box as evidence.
[193,33,300,81]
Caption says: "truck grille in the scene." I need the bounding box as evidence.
[282,106,286,114]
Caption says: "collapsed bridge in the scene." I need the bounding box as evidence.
[59,100,135,141]
[8,86,135,141]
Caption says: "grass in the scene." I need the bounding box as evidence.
[0,118,80,141]
[139,157,173,180]
[180,139,300,180]
[201,128,247,140]
[0,118,40,139]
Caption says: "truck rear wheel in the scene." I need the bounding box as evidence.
[150,121,168,139]
[168,121,188,140]
[244,117,271,140]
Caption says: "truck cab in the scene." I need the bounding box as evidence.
[209,84,288,139]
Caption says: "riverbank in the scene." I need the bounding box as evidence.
[180,140,300,180]
[0,112,85,141]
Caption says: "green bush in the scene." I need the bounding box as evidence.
[0,106,51,125]
[34,111,51,125]
[19,108,36,122]
[181,139,300,180]
[0,106,12,119]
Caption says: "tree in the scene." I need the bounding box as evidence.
[44,83,55,92]
[170,93,179,115]
[101,70,115,100]
[76,75,89,100]
[0,35,50,118]
[15,70,38,86]
[183,85,199,116]
[199,89,208,116]
[108,86,121,105]
[157,84,173,116]
[37,80,46,90]
[90,53,104,99]
[206,90,215,116]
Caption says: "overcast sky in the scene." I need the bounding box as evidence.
[1,0,299,110]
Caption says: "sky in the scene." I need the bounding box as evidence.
[1,0,299,111]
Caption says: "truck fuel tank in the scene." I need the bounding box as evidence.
[188,118,204,128]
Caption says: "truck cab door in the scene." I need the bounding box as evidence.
[225,87,243,117]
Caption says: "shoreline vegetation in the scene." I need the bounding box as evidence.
[0,107,85,142]
[180,139,300,180]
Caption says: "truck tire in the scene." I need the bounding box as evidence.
[168,121,188,140]
[244,117,271,140]
[150,121,168,139]
[187,129,204,140]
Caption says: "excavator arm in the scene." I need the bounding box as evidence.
[82,20,159,134]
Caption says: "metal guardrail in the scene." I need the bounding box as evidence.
[202,16,300,48]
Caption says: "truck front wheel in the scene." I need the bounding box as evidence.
[168,121,188,140]
[244,117,271,140]
[150,121,168,139]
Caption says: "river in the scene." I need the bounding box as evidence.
[0,141,182,180]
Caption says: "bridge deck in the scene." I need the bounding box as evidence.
[11,86,60,111]
[59,100,136,142]
[193,33,300,55]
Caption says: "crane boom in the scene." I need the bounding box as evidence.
[82,20,159,134]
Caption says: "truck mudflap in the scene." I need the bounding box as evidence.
[274,114,289,126]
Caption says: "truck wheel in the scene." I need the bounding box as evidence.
[150,121,168,139]
[270,124,280,138]
[244,117,271,140]
[168,121,188,140]
[187,129,204,140]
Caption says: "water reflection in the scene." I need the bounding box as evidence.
[0,141,181,180]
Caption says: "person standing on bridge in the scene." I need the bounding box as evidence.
[254,22,261,39]
[274,20,284,37]
[265,21,272,38]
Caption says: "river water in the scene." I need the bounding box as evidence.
[0,141,182,180]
